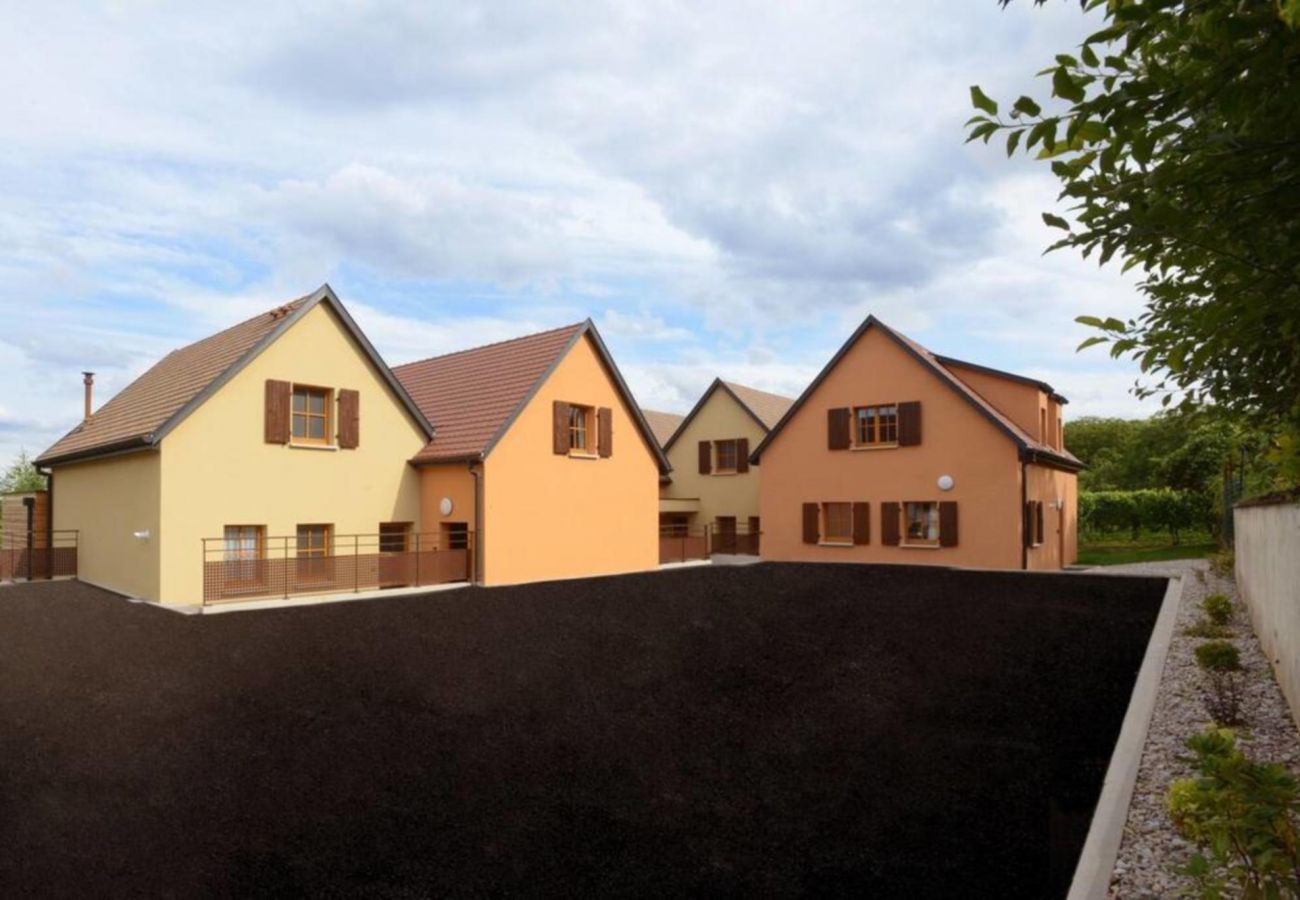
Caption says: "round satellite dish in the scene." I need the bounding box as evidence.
[439,497,454,516]
[937,475,954,492]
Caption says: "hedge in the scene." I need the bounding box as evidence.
[1079,489,1215,543]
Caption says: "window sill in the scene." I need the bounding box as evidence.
[819,540,854,548]
[712,470,740,477]
[899,543,941,550]
[850,443,899,451]
[289,443,339,452]
[568,451,599,460]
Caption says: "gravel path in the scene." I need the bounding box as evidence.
[1098,559,1300,898]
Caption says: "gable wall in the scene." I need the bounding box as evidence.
[157,303,428,605]
[482,333,658,584]
[661,387,768,529]
[759,326,1023,569]
[942,362,1047,442]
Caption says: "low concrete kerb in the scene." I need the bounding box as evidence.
[1066,574,1185,900]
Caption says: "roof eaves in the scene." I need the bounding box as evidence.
[934,353,1070,405]
[476,323,588,462]
[35,435,156,469]
[661,378,723,454]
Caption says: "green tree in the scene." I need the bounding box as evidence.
[0,450,47,494]
[970,1,1300,478]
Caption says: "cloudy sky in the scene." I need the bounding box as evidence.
[0,1,1155,466]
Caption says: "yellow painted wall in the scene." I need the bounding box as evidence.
[660,386,767,529]
[51,451,161,599]
[482,333,659,584]
[157,303,428,605]
[759,326,1024,570]
[1025,463,1079,569]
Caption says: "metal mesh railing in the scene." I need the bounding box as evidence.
[202,531,471,605]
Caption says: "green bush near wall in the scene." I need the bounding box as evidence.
[1079,489,1215,545]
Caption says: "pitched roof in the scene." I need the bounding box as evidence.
[641,409,685,448]
[661,378,795,453]
[749,316,1084,471]
[37,286,433,467]
[393,320,670,473]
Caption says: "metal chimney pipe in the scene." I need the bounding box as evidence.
[82,372,95,422]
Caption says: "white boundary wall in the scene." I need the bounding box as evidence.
[1234,499,1300,730]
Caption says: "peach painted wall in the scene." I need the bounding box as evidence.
[481,333,659,585]
[418,462,478,546]
[759,326,1024,570]
[1025,463,1078,569]
[943,361,1046,442]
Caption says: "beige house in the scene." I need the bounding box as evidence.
[650,379,792,554]
[37,286,667,608]
[752,315,1081,570]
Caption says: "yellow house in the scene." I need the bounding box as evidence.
[37,286,668,608]
[648,380,792,556]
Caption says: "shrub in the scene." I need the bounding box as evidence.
[1201,672,1245,726]
[1194,640,1241,673]
[1208,547,1235,579]
[1166,728,1300,897]
[1201,593,1233,627]
[1183,620,1231,639]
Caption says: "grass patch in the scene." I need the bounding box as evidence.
[1078,540,1217,566]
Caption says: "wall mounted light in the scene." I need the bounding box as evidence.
[439,497,454,516]
[133,530,151,541]
[937,475,955,492]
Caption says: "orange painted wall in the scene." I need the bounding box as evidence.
[943,361,1045,442]
[480,333,659,585]
[759,326,1024,570]
[1025,463,1078,569]
[418,462,478,547]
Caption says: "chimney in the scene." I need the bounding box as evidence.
[82,372,95,423]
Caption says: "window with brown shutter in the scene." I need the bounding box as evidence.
[827,408,851,450]
[853,404,898,446]
[291,385,332,446]
[1035,500,1045,545]
[1025,501,1036,548]
[337,389,360,449]
[902,502,940,546]
[698,440,712,474]
[553,401,570,455]
[265,380,291,444]
[597,407,612,458]
[939,501,958,547]
[714,439,739,473]
[736,437,749,473]
[822,502,853,543]
[852,502,870,545]
[898,401,922,446]
[881,502,901,546]
[802,503,819,544]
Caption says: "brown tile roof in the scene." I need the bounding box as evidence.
[393,324,584,464]
[38,296,313,465]
[37,286,434,467]
[641,409,685,448]
[750,315,1083,470]
[720,381,795,431]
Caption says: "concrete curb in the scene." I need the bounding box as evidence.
[1067,574,1184,900]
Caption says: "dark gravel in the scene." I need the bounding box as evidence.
[0,563,1165,898]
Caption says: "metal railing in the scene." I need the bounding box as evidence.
[0,530,79,582]
[711,522,761,556]
[658,522,762,564]
[201,531,472,605]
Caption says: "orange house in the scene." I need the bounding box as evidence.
[751,316,1082,571]
[393,321,669,586]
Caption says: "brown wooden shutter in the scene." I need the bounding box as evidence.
[1035,500,1045,545]
[852,502,870,545]
[881,502,900,546]
[597,407,612,458]
[337,389,360,449]
[898,401,922,446]
[736,437,749,473]
[939,501,958,547]
[265,379,291,444]
[698,440,712,474]
[1024,501,1035,547]
[828,408,851,450]
[553,401,570,454]
[802,503,820,544]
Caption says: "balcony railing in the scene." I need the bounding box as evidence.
[202,531,472,606]
[0,530,78,582]
[658,523,761,564]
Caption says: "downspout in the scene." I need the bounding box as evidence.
[44,468,54,577]
[469,460,484,585]
[1020,457,1029,570]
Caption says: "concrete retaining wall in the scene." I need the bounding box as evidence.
[1234,499,1300,730]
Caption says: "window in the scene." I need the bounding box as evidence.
[379,522,411,553]
[660,514,690,537]
[223,525,264,590]
[714,439,739,473]
[822,502,853,544]
[296,524,331,558]
[902,502,939,546]
[568,404,592,453]
[1040,408,1048,443]
[442,522,469,551]
[1057,416,1063,450]
[292,386,332,445]
[854,404,898,446]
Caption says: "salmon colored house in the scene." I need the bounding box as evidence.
[36,286,667,609]
[648,380,793,555]
[751,316,1082,570]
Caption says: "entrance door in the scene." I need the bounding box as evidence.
[716,516,737,554]
[378,522,412,588]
